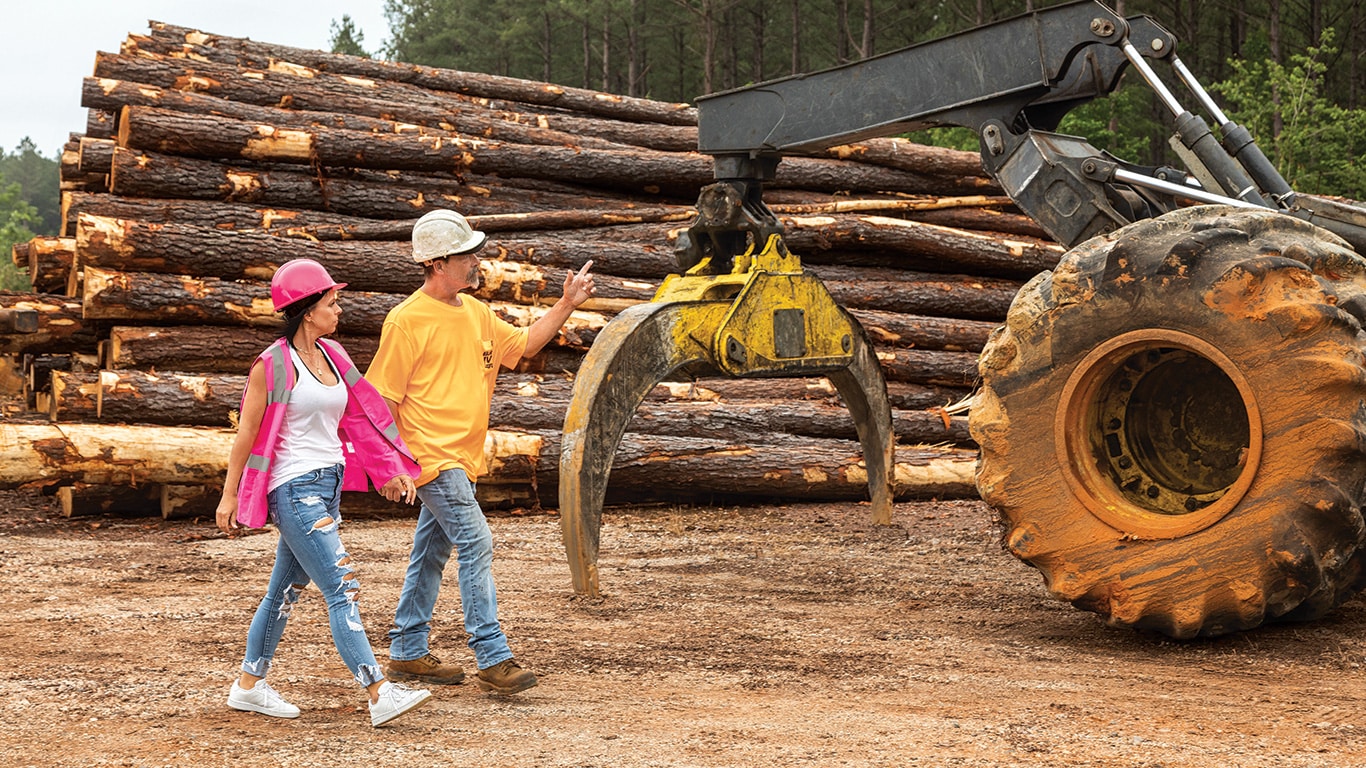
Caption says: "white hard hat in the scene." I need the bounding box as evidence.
[411,209,488,263]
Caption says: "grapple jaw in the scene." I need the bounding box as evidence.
[559,231,895,596]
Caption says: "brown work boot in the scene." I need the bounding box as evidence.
[475,658,538,695]
[385,653,466,685]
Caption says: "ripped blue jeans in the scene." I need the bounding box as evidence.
[239,464,384,687]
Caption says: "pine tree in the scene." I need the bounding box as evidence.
[329,14,371,57]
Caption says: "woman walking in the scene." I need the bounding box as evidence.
[215,258,431,727]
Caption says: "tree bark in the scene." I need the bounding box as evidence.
[75,215,658,307]
[63,191,696,242]
[0,422,235,489]
[112,105,615,187]
[500,334,980,385]
[899,206,1051,240]
[529,429,979,504]
[767,195,1012,215]
[770,193,1052,239]
[77,213,418,289]
[83,75,698,153]
[81,266,402,334]
[823,138,989,181]
[117,105,991,198]
[49,369,246,426]
[86,109,116,139]
[782,215,1062,278]
[499,222,1051,282]
[108,147,646,218]
[22,237,77,294]
[25,352,94,397]
[64,191,399,237]
[490,390,972,445]
[151,327,366,370]
[73,214,593,296]
[49,364,972,446]
[59,144,105,193]
[83,267,608,347]
[138,26,700,125]
[105,325,379,373]
[519,210,1057,278]
[878,347,980,387]
[848,308,994,352]
[1,419,975,499]
[504,371,968,411]
[78,137,117,175]
[486,257,1017,321]
[487,238,676,279]
[816,270,1020,321]
[99,56,701,153]
[68,203,1043,302]
[93,51,513,123]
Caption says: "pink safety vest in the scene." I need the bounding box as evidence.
[235,337,421,528]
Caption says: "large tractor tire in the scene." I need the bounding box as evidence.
[971,206,1366,638]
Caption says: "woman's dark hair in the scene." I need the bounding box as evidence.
[281,291,327,342]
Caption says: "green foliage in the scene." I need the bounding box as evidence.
[383,0,497,72]
[914,127,979,153]
[0,138,57,292]
[0,138,60,236]
[380,0,942,100]
[329,14,371,57]
[0,178,36,291]
[1056,84,1165,166]
[1210,30,1366,199]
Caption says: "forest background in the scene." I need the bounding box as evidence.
[3,0,1364,290]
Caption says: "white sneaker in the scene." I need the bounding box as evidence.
[369,681,432,727]
[227,679,301,719]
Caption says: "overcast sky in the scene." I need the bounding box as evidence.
[1,0,391,157]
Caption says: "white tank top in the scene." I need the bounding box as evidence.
[267,344,349,492]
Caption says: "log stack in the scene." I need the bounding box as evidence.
[1,22,1068,521]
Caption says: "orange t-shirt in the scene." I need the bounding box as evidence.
[365,290,528,486]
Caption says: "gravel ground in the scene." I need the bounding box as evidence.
[1,489,1363,767]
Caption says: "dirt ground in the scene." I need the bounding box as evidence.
[1,489,1364,768]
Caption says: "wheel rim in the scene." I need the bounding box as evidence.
[1055,329,1263,538]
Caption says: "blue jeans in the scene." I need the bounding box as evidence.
[388,468,512,670]
[240,464,385,687]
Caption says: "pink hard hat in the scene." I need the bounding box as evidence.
[270,259,347,312]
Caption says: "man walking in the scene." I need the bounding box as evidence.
[367,209,595,694]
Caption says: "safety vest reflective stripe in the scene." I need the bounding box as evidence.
[246,453,271,472]
[267,345,292,405]
[343,366,362,387]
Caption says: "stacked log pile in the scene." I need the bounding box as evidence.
[1,22,1068,521]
